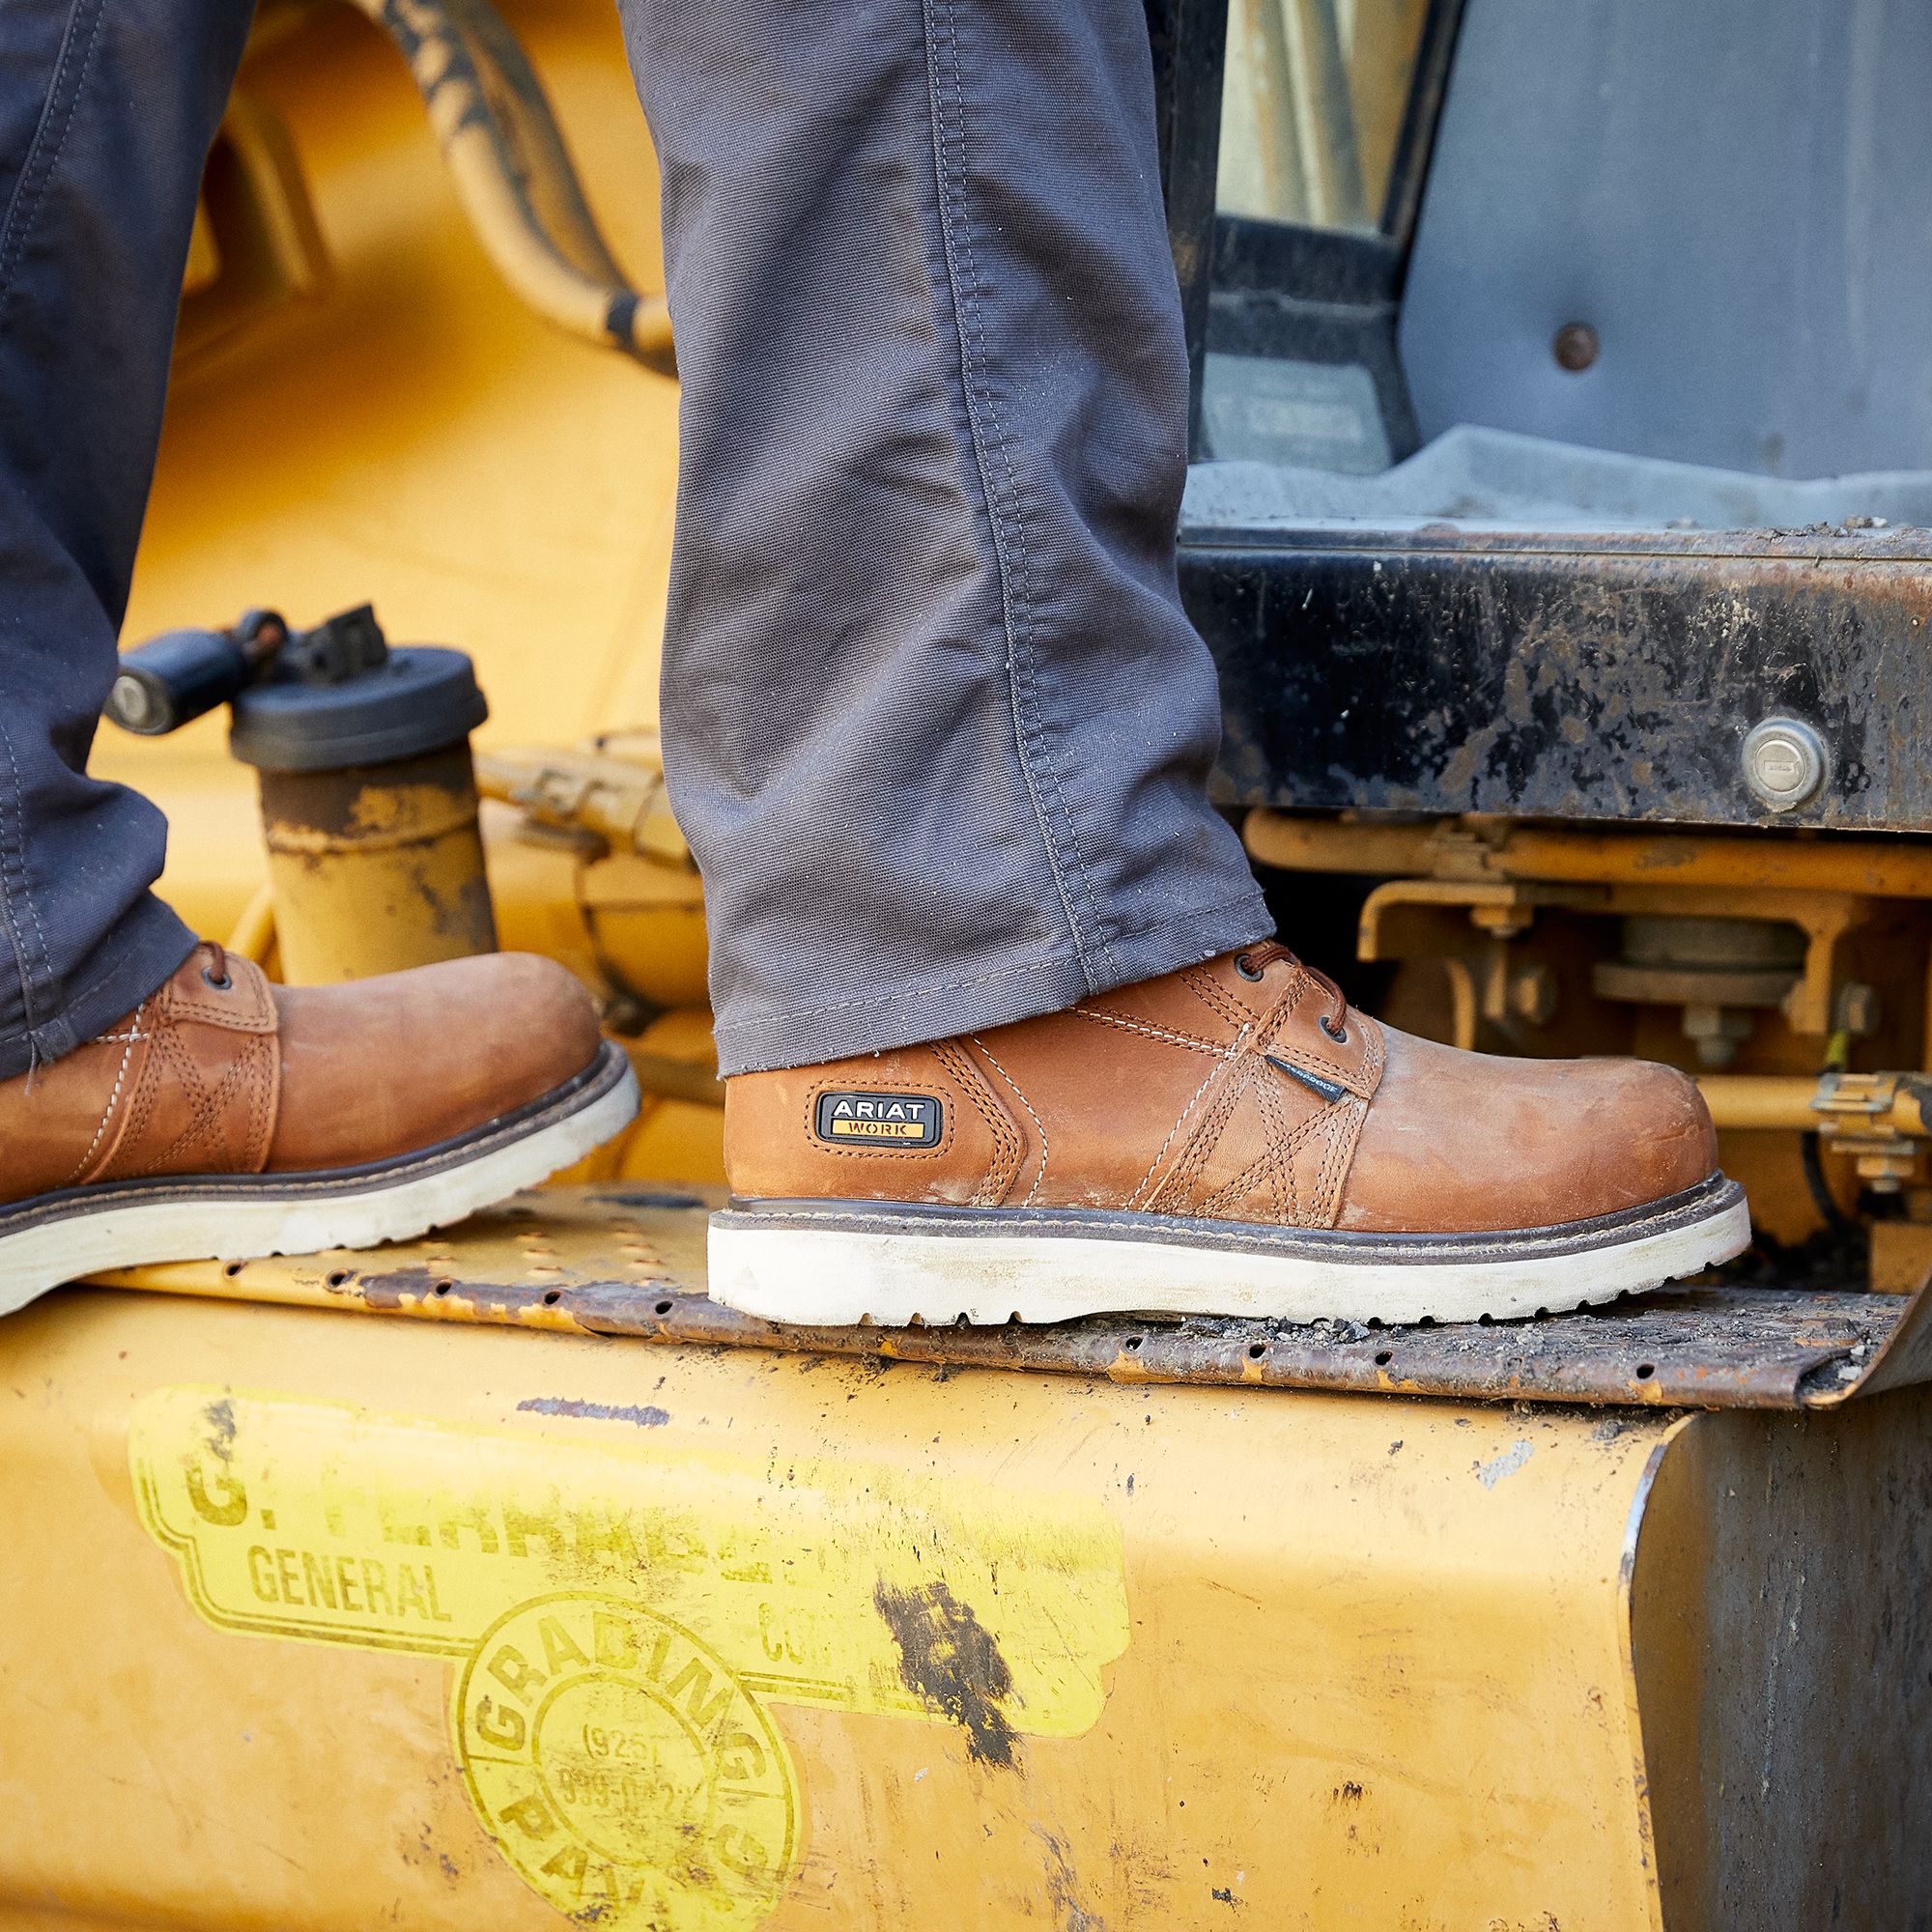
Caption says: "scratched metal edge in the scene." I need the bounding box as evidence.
[1799,1264,1932,1407]
[87,1188,1932,1411]
[278,1265,1913,1411]
[563,1285,1899,1410]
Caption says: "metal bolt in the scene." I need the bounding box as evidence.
[1854,1149,1917,1195]
[1741,715,1829,811]
[1682,1002,1754,1067]
[1553,323,1599,372]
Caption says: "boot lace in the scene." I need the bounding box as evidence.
[1233,941,1351,1043]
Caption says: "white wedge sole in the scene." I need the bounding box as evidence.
[708,1175,1750,1328]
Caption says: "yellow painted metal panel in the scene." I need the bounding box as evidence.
[0,1288,1671,1931]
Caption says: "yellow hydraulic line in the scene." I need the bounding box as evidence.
[1697,1074,1928,1136]
[1696,1076,1827,1132]
[1243,810,1932,898]
[348,0,675,369]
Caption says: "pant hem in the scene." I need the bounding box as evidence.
[0,894,195,1082]
[714,888,1274,1075]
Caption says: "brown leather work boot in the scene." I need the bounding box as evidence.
[713,943,1748,1326]
[0,942,637,1318]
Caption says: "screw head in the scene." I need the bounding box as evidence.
[1553,322,1599,372]
[1741,715,1829,811]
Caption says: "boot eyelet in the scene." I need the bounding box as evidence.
[1320,1015,1349,1043]
[203,967,233,992]
[1235,952,1265,982]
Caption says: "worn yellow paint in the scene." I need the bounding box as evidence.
[129,1380,1128,1928]
[259,762,497,982]
[130,1384,1127,1729]
[457,1593,797,1931]
[0,1286,1687,1930]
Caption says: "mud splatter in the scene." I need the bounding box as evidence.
[516,1397,669,1429]
[1034,1826,1107,1931]
[873,1578,1017,1767]
[1476,1439,1535,1489]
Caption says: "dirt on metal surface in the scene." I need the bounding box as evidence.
[870,1578,1020,1768]
[92,1185,1932,1411]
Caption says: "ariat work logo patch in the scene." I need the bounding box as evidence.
[813,1091,942,1148]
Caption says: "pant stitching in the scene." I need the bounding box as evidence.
[0,717,57,1060]
[1099,884,1270,950]
[920,0,1121,982]
[0,724,56,999]
[0,0,105,307]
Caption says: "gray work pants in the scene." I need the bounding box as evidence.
[0,0,1268,1082]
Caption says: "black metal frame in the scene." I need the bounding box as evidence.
[1152,0,1932,837]
[1153,0,1466,460]
[1181,523,1932,833]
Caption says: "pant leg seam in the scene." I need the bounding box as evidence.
[0,717,57,1055]
[0,0,106,310]
[919,0,1121,986]
[935,0,1122,981]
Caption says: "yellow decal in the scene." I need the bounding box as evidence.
[130,1386,1128,1929]
[458,1595,795,1929]
[828,1119,929,1140]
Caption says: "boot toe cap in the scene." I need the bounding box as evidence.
[1611,1059,1720,1208]
[1339,1026,1721,1234]
[269,952,607,1171]
[478,952,607,1101]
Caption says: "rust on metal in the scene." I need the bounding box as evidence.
[554,1277,1906,1411]
[91,1185,1932,1411]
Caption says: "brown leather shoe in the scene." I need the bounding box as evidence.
[0,942,637,1316]
[712,943,1748,1326]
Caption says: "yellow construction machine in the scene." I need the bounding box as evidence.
[8,1,1932,1926]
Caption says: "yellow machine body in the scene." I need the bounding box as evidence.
[5,1275,1930,1932]
[14,1,1928,1925]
